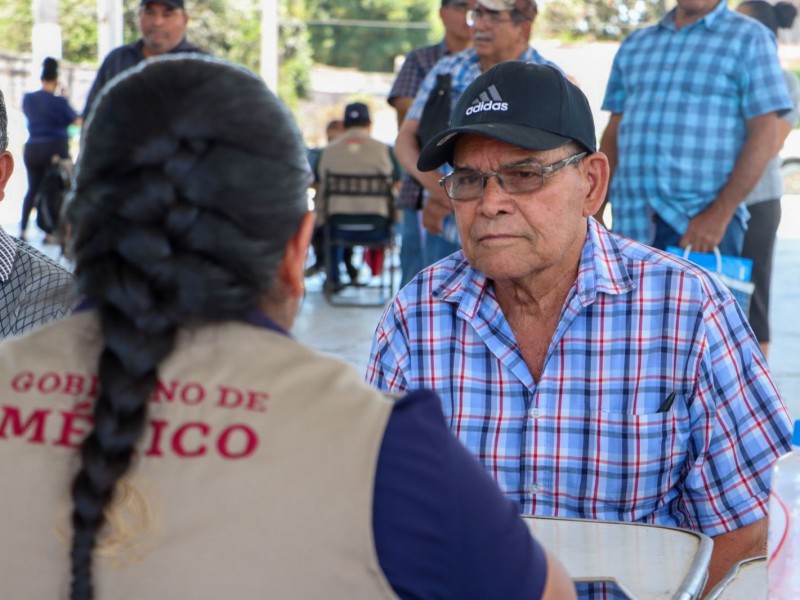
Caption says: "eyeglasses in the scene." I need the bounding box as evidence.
[439,152,587,201]
[466,7,528,26]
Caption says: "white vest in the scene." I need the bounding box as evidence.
[0,311,398,599]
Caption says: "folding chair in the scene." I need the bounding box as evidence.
[522,516,713,599]
[321,172,396,306]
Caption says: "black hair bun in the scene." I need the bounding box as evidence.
[41,57,59,81]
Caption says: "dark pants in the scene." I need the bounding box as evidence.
[741,199,781,343]
[22,139,69,234]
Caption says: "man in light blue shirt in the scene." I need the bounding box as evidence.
[600,0,791,255]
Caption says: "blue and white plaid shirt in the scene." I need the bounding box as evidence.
[367,219,791,535]
[602,0,792,244]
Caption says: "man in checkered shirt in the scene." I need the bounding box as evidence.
[367,62,792,595]
[599,0,792,255]
[0,90,74,338]
[388,0,472,288]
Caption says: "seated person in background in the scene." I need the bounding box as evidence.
[316,102,401,288]
[0,56,574,600]
[306,118,345,277]
[367,61,792,594]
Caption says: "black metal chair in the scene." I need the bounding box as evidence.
[321,172,396,306]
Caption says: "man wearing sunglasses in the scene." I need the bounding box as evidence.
[368,61,791,596]
[394,0,562,275]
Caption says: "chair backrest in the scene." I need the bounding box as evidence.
[704,556,766,600]
[522,516,713,600]
[322,172,394,220]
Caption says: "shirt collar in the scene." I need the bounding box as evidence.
[0,227,18,282]
[660,0,728,31]
[431,219,635,316]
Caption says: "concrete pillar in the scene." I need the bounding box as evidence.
[260,0,278,91]
[31,0,62,82]
[96,0,124,62]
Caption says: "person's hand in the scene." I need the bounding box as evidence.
[422,189,452,235]
[679,204,731,253]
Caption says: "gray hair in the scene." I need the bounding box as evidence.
[0,89,8,152]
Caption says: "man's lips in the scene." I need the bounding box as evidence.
[476,233,522,243]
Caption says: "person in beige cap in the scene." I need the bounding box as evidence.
[0,57,574,600]
[394,0,561,273]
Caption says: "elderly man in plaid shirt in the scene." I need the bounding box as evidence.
[388,0,472,288]
[367,62,792,596]
[599,0,792,255]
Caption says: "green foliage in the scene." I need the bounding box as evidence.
[0,0,33,54]
[61,0,98,63]
[279,1,314,110]
[540,0,670,40]
[305,0,438,73]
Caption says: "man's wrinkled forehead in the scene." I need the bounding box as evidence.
[453,134,562,166]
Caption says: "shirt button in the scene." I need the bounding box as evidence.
[530,483,540,494]
[529,408,540,419]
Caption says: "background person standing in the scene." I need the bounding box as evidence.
[20,57,80,242]
[600,0,791,255]
[82,0,202,119]
[388,0,472,288]
[737,0,799,360]
[394,0,561,269]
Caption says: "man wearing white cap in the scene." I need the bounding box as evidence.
[394,0,562,271]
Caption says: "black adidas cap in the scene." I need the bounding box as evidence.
[417,61,596,171]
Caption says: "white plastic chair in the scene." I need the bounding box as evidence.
[522,516,713,599]
[704,555,766,600]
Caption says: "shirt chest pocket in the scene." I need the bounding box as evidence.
[562,407,691,521]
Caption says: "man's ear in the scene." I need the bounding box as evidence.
[581,152,610,218]
[0,151,14,202]
[277,211,316,300]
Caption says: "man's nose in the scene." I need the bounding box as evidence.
[478,176,514,216]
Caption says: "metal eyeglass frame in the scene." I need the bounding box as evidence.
[439,152,588,201]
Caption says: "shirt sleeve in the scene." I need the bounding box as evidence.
[739,26,792,120]
[365,300,410,392]
[83,59,111,119]
[601,42,628,113]
[56,97,78,127]
[373,389,548,600]
[682,281,792,536]
[782,70,800,126]
[388,49,426,106]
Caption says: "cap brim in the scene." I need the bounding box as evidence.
[417,124,572,171]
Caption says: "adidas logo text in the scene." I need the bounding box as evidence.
[465,85,509,116]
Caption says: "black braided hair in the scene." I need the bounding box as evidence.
[65,55,309,599]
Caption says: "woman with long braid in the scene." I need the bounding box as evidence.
[0,56,573,600]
